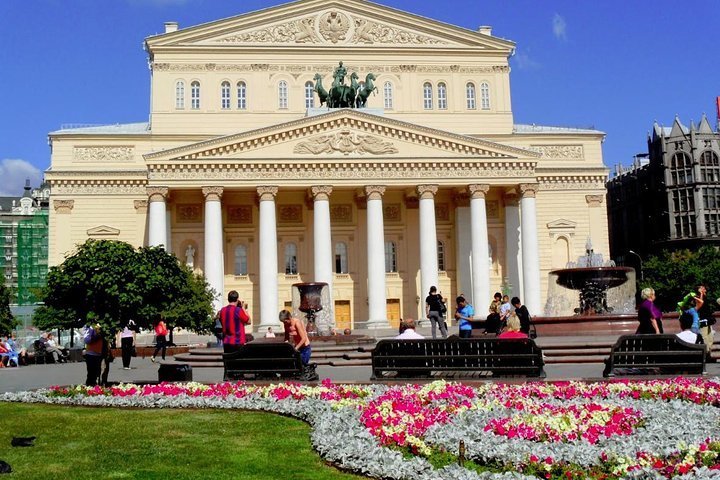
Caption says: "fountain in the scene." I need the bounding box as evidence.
[545,239,636,317]
[291,282,333,336]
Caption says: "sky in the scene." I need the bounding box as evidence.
[1,0,719,196]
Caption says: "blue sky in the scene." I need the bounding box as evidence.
[1,0,718,196]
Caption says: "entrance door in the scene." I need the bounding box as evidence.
[386,299,401,329]
[334,300,351,331]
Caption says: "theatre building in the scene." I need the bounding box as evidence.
[46,0,610,331]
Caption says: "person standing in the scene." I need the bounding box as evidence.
[83,323,103,386]
[218,290,251,354]
[425,286,448,339]
[455,296,474,338]
[118,320,136,370]
[280,310,317,381]
[695,284,716,362]
[151,315,169,363]
[511,297,532,335]
[636,287,663,334]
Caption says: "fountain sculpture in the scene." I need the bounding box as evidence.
[291,282,333,336]
[545,239,636,317]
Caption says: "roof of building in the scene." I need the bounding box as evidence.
[512,124,605,135]
[0,197,16,212]
[50,122,151,135]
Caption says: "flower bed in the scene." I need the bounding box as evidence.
[3,378,720,479]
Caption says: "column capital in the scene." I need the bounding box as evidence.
[311,185,333,201]
[416,184,439,200]
[202,186,224,201]
[53,199,74,213]
[364,185,386,200]
[146,186,169,202]
[519,183,540,198]
[134,200,148,212]
[468,184,490,199]
[257,185,279,202]
[585,194,604,207]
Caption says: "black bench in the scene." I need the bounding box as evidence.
[369,336,545,380]
[223,342,304,380]
[602,334,706,377]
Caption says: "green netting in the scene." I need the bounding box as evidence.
[15,210,48,305]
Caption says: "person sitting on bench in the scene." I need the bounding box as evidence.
[395,318,424,339]
[677,311,704,345]
[498,313,528,339]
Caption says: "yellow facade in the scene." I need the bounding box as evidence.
[47,0,609,329]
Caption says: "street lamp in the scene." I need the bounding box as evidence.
[628,250,643,282]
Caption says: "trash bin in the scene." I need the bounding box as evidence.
[158,363,193,382]
[67,347,85,363]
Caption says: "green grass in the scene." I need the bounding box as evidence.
[0,403,365,480]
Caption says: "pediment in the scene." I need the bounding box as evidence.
[145,109,539,163]
[145,0,514,51]
[546,219,577,230]
[87,225,120,236]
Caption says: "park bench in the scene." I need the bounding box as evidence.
[223,341,304,380]
[602,334,706,377]
[369,336,545,380]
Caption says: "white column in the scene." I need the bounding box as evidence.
[365,185,389,328]
[469,184,490,315]
[147,187,168,248]
[312,186,334,301]
[258,186,279,328]
[504,191,523,299]
[417,184,439,303]
[520,183,542,314]
[202,187,224,313]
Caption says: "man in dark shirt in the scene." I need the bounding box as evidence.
[511,297,532,335]
[217,290,251,353]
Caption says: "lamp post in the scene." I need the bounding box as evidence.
[628,250,643,282]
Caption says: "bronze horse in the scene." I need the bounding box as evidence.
[355,73,378,108]
[329,72,358,108]
[313,73,329,107]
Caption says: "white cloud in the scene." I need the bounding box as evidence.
[0,159,42,197]
[512,50,541,70]
[553,13,567,41]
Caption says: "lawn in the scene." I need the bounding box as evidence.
[0,403,362,480]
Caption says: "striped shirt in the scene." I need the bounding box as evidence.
[220,304,250,345]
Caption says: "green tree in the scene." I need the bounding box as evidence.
[642,246,720,312]
[33,240,214,336]
[0,283,18,335]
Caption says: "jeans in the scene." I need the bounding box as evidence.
[299,345,312,365]
[84,354,103,386]
[428,311,447,339]
[121,337,133,368]
[153,335,167,360]
[459,329,472,339]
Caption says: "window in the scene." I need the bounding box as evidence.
[670,152,693,185]
[334,242,348,274]
[191,81,200,109]
[423,82,433,110]
[175,81,185,109]
[437,82,447,110]
[304,81,315,109]
[466,82,476,109]
[384,241,397,273]
[278,80,288,109]
[284,243,297,274]
[234,245,248,275]
[237,81,247,110]
[480,82,490,110]
[437,240,445,271]
[383,81,393,109]
[700,150,720,183]
[221,81,231,110]
[703,187,720,209]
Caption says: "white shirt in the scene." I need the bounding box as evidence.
[395,329,424,340]
[676,330,698,344]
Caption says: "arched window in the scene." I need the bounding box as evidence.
[220,81,231,110]
[437,82,447,110]
[466,82,476,110]
[304,81,315,109]
[334,242,348,274]
[190,81,200,109]
[437,240,445,271]
[670,152,693,185]
[383,81,393,109]
[175,81,185,109]
[234,245,248,275]
[384,241,397,273]
[480,82,490,110]
[423,82,433,110]
[278,80,288,109]
[284,243,297,274]
[700,150,720,183]
[237,81,247,110]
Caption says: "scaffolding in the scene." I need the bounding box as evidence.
[0,210,48,306]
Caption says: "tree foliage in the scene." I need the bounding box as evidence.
[33,240,214,335]
[642,246,720,312]
[0,283,17,335]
